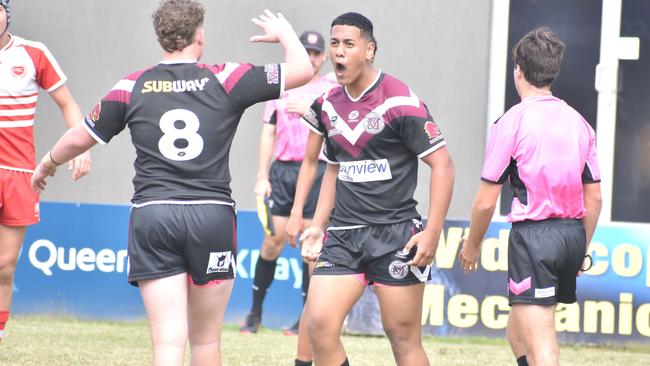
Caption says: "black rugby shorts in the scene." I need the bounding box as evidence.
[269,160,325,218]
[313,219,431,286]
[127,204,237,286]
[508,219,586,305]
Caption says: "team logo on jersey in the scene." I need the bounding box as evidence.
[347,110,360,122]
[362,112,384,134]
[424,121,441,140]
[88,102,102,123]
[207,251,233,274]
[264,64,279,84]
[11,65,25,78]
[338,159,392,183]
[141,78,210,94]
[388,260,409,279]
[330,115,338,126]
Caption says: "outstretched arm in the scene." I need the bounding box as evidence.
[31,125,97,193]
[249,10,312,90]
[49,85,91,180]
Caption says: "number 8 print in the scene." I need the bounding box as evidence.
[158,109,204,161]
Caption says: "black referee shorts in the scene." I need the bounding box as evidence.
[269,160,325,218]
[127,203,237,286]
[508,219,586,305]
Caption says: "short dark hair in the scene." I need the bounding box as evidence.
[512,27,566,87]
[331,12,377,56]
[152,0,204,52]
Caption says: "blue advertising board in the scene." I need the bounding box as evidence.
[14,202,304,328]
[14,202,650,343]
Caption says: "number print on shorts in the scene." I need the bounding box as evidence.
[158,109,204,161]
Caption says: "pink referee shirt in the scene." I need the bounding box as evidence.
[481,95,601,222]
[263,73,337,161]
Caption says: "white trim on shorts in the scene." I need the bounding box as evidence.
[326,224,368,231]
[131,200,235,209]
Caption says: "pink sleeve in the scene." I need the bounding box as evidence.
[480,113,518,183]
[262,100,276,123]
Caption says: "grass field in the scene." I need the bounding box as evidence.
[0,316,649,365]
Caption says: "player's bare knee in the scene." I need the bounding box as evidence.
[260,236,285,259]
[384,325,418,355]
[0,256,17,280]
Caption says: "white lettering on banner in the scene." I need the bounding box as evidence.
[338,159,392,182]
[236,249,303,289]
[28,239,128,276]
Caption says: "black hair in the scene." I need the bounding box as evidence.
[331,12,377,55]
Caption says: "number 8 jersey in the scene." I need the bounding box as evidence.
[83,61,284,206]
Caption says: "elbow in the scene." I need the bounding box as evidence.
[299,64,313,85]
[475,199,497,215]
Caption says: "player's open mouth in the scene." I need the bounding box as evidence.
[335,62,346,76]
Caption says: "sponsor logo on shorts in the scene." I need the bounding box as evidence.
[535,286,556,298]
[264,64,279,84]
[388,260,409,279]
[395,248,412,259]
[207,251,232,274]
[141,78,210,94]
[314,260,335,269]
[362,112,384,134]
[338,159,392,183]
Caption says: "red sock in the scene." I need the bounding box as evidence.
[0,310,10,338]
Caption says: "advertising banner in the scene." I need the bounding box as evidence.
[14,203,650,343]
[347,220,650,344]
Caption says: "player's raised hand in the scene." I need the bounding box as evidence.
[69,150,91,180]
[404,230,439,267]
[250,10,295,44]
[300,226,324,262]
[285,211,304,247]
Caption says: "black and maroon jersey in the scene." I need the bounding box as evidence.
[302,72,446,226]
[83,61,284,205]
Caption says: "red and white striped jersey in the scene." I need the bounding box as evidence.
[0,34,67,172]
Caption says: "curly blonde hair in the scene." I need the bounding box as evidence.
[152,0,204,52]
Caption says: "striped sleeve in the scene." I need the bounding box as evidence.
[83,70,143,144]
[210,62,284,110]
[22,41,67,92]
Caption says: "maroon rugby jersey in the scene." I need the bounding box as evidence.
[302,72,446,226]
[84,61,284,205]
